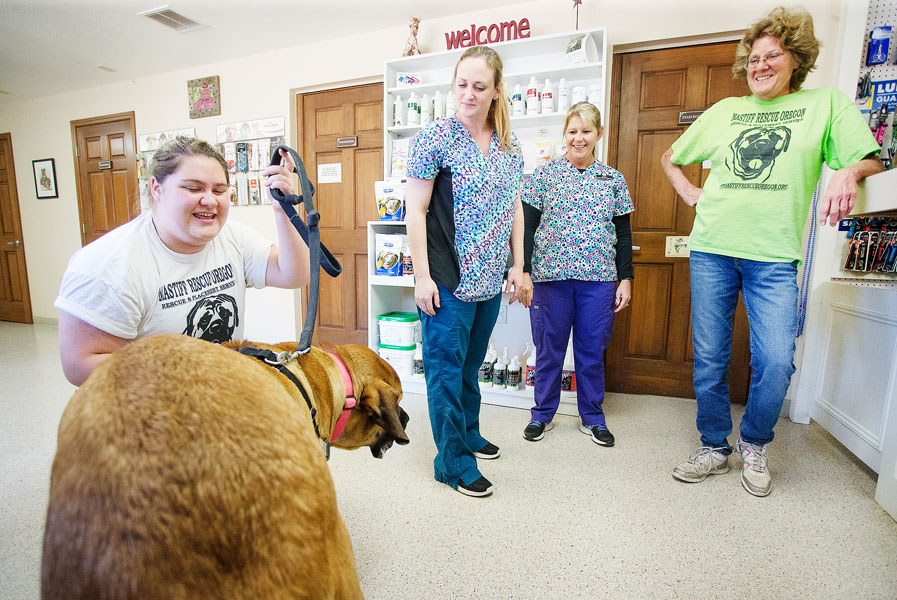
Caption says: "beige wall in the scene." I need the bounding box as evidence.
[0,0,846,324]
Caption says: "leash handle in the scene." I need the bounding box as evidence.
[269,145,343,354]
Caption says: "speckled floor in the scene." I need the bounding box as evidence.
[3,321,896,599]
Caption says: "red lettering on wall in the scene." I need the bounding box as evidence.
[444,17,532,49]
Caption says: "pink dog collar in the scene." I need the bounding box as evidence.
[327,352,356,442]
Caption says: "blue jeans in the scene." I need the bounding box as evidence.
[419,283,500,488]
[530,280,616,426]
[690,251,798,451]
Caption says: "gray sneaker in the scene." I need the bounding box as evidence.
[672,446,730,483]
[737,438,771,497]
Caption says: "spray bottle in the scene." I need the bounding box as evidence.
[407,92,420,126]
[478,341,496,388]
[393,94,404,127]
[526,76,540,115]
[525,342,537,390]
[561,335,576,399]
[493,347,509,389]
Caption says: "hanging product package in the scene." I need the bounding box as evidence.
[867,26,892,66]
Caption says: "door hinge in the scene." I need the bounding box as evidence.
[82,223,86,233]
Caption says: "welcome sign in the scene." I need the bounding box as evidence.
[444,18,532,49]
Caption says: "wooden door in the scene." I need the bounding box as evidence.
[0,133,33,323]
[298,83,383,345]
[71,112,139,246]
[606,42,752,403]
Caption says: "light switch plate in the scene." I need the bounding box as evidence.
[665,236,690,257]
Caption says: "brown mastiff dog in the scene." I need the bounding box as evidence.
[42,333,408,600]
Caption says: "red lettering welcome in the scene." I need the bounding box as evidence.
[445,18,531,50]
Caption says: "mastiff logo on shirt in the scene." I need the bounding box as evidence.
[183,293,239,344]
[156,262,240,343]
[720,108,807,190]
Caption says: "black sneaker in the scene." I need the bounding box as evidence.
[473,442,500,459]
[579,423,615,447]
[523,420,554,441]
[457,476,494,497]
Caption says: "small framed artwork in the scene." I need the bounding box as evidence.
[32,158,58,199]
[187,75,221,119]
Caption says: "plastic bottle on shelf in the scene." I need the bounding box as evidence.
[401,243,413,276]
[478,342,496,388]
[541,78,554,114]
[445,92,457,116]
[407,92,420,126]
[525,342,537,390]
[412,343,424,378]
[587,85,602,108]
[420,93,432,125]
[557,78,570,112]
[493,347,509,389]
[507,356,522,391]
[433,90,445,120]
[393,94,404,127]
[571,86,586,104]
[513,84,525,117]
[561,336,576,399]
[526,76,540,115]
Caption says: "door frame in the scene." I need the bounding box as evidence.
[70,111,138,246]
[0,132,33,324]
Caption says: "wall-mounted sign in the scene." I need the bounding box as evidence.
[187,75,221,119]
[678,110,704,125]
[445,18,531,50]
[317,163,342,184]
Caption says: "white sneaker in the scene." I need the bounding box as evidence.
[737,438,771,497]
[672,446,730,483]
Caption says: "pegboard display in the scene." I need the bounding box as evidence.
[859,0,897,81]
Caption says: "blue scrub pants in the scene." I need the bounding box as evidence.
[529,280,617,426]
[419,283,501,488]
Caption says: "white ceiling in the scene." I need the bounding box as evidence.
[0,0,526,104]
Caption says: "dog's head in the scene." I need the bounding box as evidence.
[183,294,239,344]
[727,126,791,182]
[323,344,409,458]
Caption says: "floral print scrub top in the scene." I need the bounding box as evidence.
[406,116,524,301]
[522,157,634,282]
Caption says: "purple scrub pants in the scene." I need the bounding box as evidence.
[529,279,617,426]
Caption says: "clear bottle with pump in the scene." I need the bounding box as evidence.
[433,90,445,120]
[407,92,420,126]
[526,76,540,115]
[557,78,570,112]
[393,94,404,127]
[561,335,576,399]
[493,347,509,389]
[541,78,554,114]
[478,341,496,388]
[525,342,537,390]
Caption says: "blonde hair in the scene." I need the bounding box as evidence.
[452,46,515,153]
[733,6,820,92]
[563,102,603,157]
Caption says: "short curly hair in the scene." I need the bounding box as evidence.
[732,6,821,92]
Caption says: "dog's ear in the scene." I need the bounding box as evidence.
[358,380,409,445]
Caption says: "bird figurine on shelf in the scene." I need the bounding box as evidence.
[572,0,582,30]
[403,17,421,56]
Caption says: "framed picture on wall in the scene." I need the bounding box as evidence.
[32,158,58,199]
[187,75,221,119]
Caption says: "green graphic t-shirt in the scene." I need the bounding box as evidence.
[670,88,879,263]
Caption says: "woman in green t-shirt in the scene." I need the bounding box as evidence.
[660,6,883,497]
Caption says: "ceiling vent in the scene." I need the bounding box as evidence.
[138,6,204,33]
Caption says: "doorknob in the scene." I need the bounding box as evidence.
[632,246,641,251]
[6,240,20,246]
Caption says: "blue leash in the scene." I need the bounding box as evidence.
[796,180,821,337]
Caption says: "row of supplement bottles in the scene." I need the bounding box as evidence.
[476,340,575,397]
[393,91,456,127]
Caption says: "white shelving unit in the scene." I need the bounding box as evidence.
[370,28,608,413]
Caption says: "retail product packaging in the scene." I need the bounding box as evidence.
[378,312,421,347]
[258,138,271,168]
[867,26,892,66]
[236,172,249,206]
[565,33,598,65]
[378,343,415,376]
[396,72,422,87]
[534,141,554,167]
[390,138,410,178]
[375,234,404,276]
[375,180,405,221]
[236,142,249,172]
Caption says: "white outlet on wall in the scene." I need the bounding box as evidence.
[496,303,508,324]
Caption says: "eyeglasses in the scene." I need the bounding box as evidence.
[748,51,787,67]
